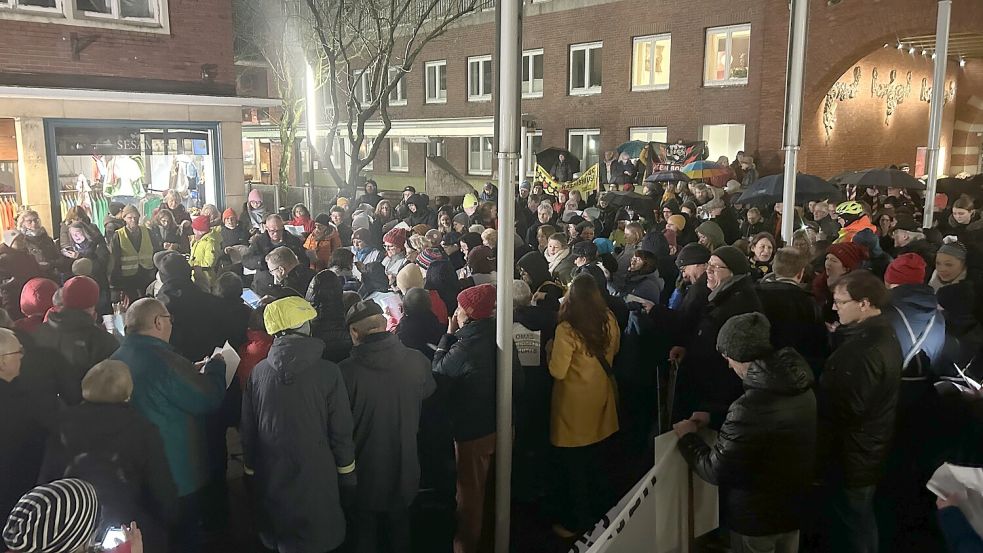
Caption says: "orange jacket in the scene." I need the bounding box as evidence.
[835,215,876,244]
[303,232,342,271]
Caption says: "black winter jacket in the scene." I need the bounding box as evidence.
[432,318,522,441]
[755,276,828,376]
[39,403,177,552]
[819,314,902,487]
[676,275,762,424]
[243,231,307,296]
[0,376,59,521]
[339,332,435,511]
[34,308,120,381]
[679,348,817,536]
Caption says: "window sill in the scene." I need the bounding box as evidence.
[703,79,749,88]
[468,171,493,176]
[632,85,670,92]
[522,92,544,99]
[425,98,448,104]
[0,8,170,34]
[389,167,409,173]
[569,88,602,96]
[389,100,407,106]
[468,96,492,102]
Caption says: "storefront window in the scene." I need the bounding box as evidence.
[49,122,220,223]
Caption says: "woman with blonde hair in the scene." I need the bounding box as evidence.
[548,274,620,537]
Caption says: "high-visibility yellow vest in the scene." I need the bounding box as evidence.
[117,226,154,276]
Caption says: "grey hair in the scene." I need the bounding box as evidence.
[266,246,299,270]
[512,279,532,308]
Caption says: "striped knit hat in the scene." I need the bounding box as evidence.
[3,479,100,553]
[417,247,446,271]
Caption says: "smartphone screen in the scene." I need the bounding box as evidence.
[101,527,127,549]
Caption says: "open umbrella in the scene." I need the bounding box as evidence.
[681,160,728,180]
[602,191,658,214]
[646,170,691,183]
[616,140,647,159]
[735,173,842,206]
[937,176,981,199]
[834,168,926,190]
[535,147,580,174]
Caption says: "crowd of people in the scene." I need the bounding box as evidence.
[2,162,983,553]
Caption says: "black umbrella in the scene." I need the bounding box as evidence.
[937,176,981,199]
[646,170,691,183]
[834,168,926,190]
[535,147,580,174]
[602,191,658,214]
[736,173,841,206]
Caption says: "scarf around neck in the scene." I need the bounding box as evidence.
[928,268,967,292]
[545,248,570,273]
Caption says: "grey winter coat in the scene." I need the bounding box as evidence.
[339,332,436,511]
[241,334,356,553]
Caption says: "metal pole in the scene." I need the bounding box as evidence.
[519,123,528,185]
[494,0,520,551]
[780,0,810,243]
[923,0,952,229]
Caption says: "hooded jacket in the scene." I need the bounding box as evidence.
[241,334,356,553]
[111,334,226,497]
[679,348,817,536]
[339,332,435,511]
[404,194,439,228]
[517,251,564,311]
[34,308,120,381]
[306,270,353,363]
[819,314,902,487]
[887,284,946,379]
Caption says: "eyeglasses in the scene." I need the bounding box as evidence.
[0,349,24,357]
[706,263,730,273]
[832,298,858,307]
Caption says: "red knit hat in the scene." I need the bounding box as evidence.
[20,277,58,317]
[62,276,100,310]
[383,227,408,248]
[826,242,868,271]
[192,215,210,233]
[222,207,237,220]
[885,252,927,286]
[457,283,497,320]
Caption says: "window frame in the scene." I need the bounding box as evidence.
[424,60,448,104]
[569,41,602,96]
[629,126,668,144]
[704,23,751,87]
[0,0,169,33]
[567,128,601,169]
[524,130,543,176]
[699,123,746,160]
[389,137,409,172]
[631,33,671,92]
[468,136,494,176]
[521,48,544,99]
[388,67,406,106]
[467,54,493,102]
[353,70,371,105]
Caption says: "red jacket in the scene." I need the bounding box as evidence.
[237,329,273,390]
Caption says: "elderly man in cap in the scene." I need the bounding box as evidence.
[108,204,158,303]
[242,296,356,553]
[670,245,762,427]
[339,300,435,553]
[110,297,226,550]
[676,312,817,553]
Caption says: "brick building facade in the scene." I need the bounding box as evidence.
[290,0,983,193]
[0,0,274,230]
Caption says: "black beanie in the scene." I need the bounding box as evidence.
[675,243,711,267]
[712,245,751,275]
[717,312,773,362]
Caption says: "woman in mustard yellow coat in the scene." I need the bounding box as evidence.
[548,273,620,537]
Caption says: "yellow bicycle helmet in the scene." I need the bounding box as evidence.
[834,201,864,216]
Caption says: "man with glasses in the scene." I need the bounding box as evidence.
[244,214,307,296]
[0,327,51,522]
[669,245,761,428]
[112,298,226,551]
[265,246,315,300]
[820,270,901,553]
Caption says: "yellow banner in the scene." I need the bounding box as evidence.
[535,163,598,197]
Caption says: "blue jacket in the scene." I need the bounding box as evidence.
[112,334,226,497]
[887,284,946,379]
